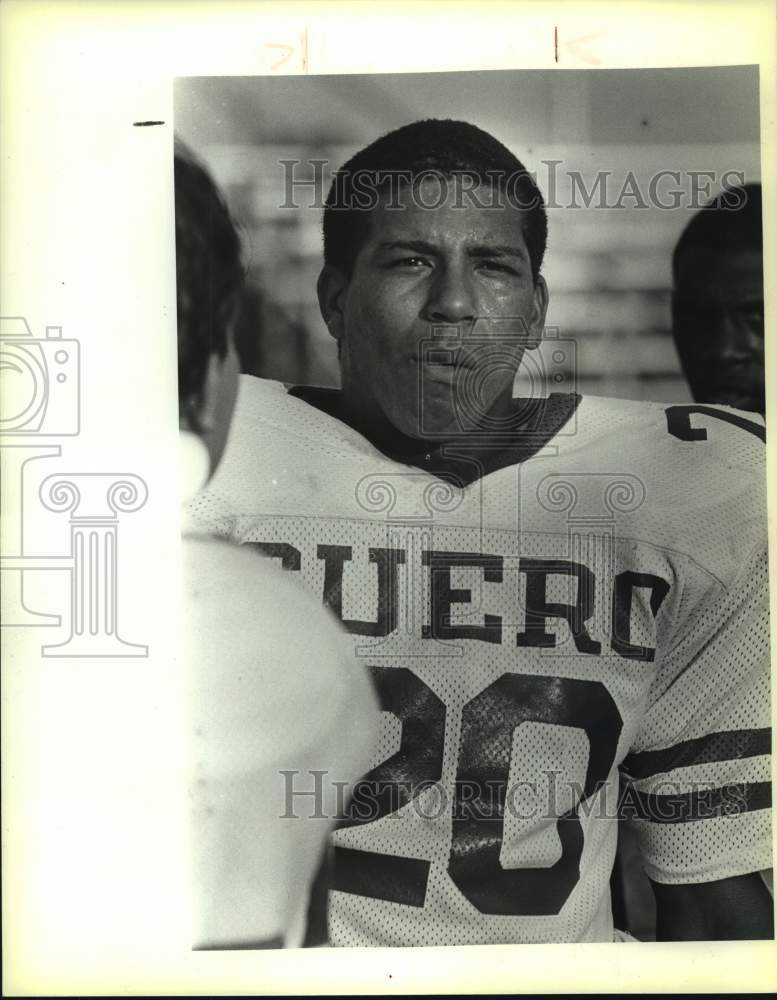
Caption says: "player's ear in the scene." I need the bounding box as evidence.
[525,274,549,351]
[317,265,348,343]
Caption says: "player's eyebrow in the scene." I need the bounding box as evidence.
[467,243,528,262]
[375,240,528,261]
[375,240,439,254]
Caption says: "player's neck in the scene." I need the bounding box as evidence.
[337,391,474,461]
[288,383,582,486]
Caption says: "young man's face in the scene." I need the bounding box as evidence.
[319,178,548,442]
[672,247,765,414]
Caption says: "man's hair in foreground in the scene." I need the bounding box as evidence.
[323,118,548,282]
[672,183,763,282]
[175,139,244,431]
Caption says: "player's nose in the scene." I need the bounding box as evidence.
[422,260,477,329]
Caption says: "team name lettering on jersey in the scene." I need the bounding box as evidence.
[248,540,670,662]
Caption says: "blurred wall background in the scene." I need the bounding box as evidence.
[174,66,760,403]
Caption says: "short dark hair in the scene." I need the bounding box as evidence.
[672,183,763,284]
[175,140,244,430]
[323,118,548,282]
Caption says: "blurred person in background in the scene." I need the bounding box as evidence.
[175,139,378,950]
[671,183,765,415]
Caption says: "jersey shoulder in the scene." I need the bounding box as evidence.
[559,396,767,586]
[573,394,766,482]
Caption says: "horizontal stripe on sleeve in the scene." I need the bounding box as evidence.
[618,779,771,824]
[621,728,770,780]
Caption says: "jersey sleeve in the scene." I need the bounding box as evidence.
[619,543,771,885]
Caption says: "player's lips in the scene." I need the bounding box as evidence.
[412,350,480,369]
[419,358,480,385]
[422,366,459,385]
[410,338,490,379]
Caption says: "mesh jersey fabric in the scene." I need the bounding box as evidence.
[184,528,379,948]
[186,374,771,947]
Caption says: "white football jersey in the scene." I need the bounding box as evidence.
[187,375,771,947]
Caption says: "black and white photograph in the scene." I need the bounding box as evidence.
[2,1,775,995]
[177,66,771,949]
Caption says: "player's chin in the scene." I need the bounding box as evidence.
[413,395,470,439]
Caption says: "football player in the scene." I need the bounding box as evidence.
[672,183,765,414]
[175,140,378,950]
[187,120,772,944]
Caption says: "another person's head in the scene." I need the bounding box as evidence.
[175,139,244,485]
[671,183,764,414]
[317,119,549,443]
